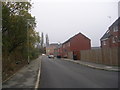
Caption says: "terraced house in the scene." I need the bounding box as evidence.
[46,43,58,55]
[54,44,62,58]
[100,17,120,48]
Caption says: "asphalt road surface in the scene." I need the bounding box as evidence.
[40,56,118,88]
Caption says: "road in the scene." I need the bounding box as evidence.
[40,56,118,88]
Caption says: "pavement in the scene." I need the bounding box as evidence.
[40,56,118,88]
[62,58,120,72]
[2,56,42,89]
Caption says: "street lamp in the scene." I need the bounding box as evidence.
[0,18,3,52]
[0,18,2,31]
[27,19,34,64]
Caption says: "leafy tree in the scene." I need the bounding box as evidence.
[2,2,40,81]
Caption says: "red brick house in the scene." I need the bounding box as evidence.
[46,43,58,55]
[100,17,120,48]
[54,44,63,58]
[62,32,91,60]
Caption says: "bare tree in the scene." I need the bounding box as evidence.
[41,32,44,47]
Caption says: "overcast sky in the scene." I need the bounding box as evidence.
[31,0,119,47]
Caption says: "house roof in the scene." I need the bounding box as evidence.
[62,32,90,45]
[109,17,120,30]
[100,17,120,40]
[46,43,58,48]
[54,44,62,50]
[50,43,58,46]
[100,30,112,40]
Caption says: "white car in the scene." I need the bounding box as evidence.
[48,55,54,59]
[42,54,45,56]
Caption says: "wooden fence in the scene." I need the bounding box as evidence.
[81,47,119,66]
[68,52,73,59]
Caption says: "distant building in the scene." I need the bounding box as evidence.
[100,17,120,48]
[54,44,62,58]
[62,32,91,60]
[46,43,58,55]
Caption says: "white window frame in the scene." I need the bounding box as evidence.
[68,42,70,47]
[113,26,118,32]
[103,40,106,45]
[112,37,116,43]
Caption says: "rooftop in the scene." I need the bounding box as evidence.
[46,43,59,48]
[62,32,90,44]
[101,17,120,40]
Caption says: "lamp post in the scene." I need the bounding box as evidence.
[0,18,3,32]
[0,18,3,52]
[27,19,34,64]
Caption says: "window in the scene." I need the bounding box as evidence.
[112,37,116,43]
[114,36,120,42]
[113,26,118,32]
[47,50,50,52]
[63,45,65,48]
[103,40,106,45]
[64,49,67,52]
[118,36,120,42]
[68,42,70,47]
[115,36,118,42]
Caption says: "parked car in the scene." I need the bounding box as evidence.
[57,54,61,58]
[48,55,54,59]
[42,54,45,56]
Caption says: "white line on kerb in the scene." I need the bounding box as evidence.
[35,57,41,90]
[35,67,41,90]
